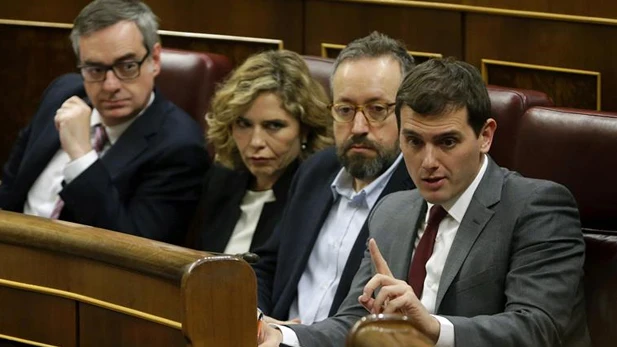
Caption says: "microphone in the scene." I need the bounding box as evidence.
[236,252,260,264]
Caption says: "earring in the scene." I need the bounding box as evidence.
[301,142,307,150]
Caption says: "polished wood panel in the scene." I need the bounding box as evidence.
[321,43,442,64]
[160,31,281,67]
[182,257,258,346]
[79,304,185,347]
[2,0,301,52]
[148,0,302,52]
[0,210,257,346]
[346,314,434,347]
[305,0,463,58]
[465,13,617,111]
[334,0,617,19]
[0,287,76,347]
[0,23,75,170]
[482,60,600,110]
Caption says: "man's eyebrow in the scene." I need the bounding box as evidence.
[401,129,462,139]
[82,53,139,65]
[434,131,462,139]
[334,96,390,104]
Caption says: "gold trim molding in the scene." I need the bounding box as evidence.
[334,0,617,26]
[0,334,58,347]
[0,19,284,50]
[321,43,442,60]
[481,58,602,110]
[0,278,182,329]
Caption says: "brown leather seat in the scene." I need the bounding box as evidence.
[512,107,617,232]
[584,233,617,347]
[303,55,335,99]
[486,85,553,169]
[157,48,233,130]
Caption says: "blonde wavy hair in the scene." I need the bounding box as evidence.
[206,50,333,169]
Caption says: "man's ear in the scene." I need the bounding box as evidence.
[150,42,162,76]
[479,118,497,154]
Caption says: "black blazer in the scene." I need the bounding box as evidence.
[0,74,209,244]
[191,160,299,253]
[253,147,415,320]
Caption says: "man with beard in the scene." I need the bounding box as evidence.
[252,31,416,329]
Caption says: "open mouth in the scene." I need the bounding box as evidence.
[422,177,446,189]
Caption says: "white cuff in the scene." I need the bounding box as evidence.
[64,150,98,183]
[433,315,455,347]
[273,324,301,347]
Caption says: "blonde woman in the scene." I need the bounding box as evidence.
[191,50,333,253]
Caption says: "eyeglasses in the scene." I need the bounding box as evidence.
[78,48,150,82]
[328,102,396,123]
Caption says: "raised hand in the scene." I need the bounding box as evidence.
[54,96,93,160]
[358,238,440,342]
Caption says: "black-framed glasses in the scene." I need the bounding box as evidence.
[328,102,396,123]
[78,48,150,82]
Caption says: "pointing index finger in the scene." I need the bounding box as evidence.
[369,238,393,277]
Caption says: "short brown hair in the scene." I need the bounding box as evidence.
[395,57,490,136]
[207,50,333,169]
[331,31,415,94]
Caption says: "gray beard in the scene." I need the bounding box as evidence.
[337,137,400,181]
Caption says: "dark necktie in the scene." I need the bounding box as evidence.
[407,204,448,299]
[50,124,108,219]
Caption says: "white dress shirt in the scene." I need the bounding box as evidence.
[288,154,403,325]
[279,154,488,347]
[224,189,276,255]
[23,93,154,218]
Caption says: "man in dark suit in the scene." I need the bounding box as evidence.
[259,58,590,346]
[253,32,416,325]
[0,0,208,244]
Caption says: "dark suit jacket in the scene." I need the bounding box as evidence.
[190,160,298,252]
[253,147,415,320]
[0,73,209,244]
[291,157,591,347]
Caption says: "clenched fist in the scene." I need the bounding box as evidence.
[54,96,93,160]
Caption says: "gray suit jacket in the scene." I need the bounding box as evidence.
[291,158,590,347]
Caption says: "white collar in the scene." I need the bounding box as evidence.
[330,153,403,208]
[428,154,488,223]
[90,91,155,144]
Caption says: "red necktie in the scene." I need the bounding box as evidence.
[50,124,108,219]
[407,205,448,299]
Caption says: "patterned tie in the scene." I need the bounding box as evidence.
[50,124,108,219]
[407,205,448,299]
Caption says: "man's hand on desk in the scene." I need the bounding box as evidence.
[263,315,301,325]
[258,323,283,347]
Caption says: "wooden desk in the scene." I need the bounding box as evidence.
[0,211,256,346]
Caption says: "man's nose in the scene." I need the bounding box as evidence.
[102,70,122,91]
[422,145,439,170]
[350,110,370,135]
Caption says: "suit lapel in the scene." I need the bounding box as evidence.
[435,158,504,310]
[100,92,165,177]
[391,192,426,280]
[279,167,338,310]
